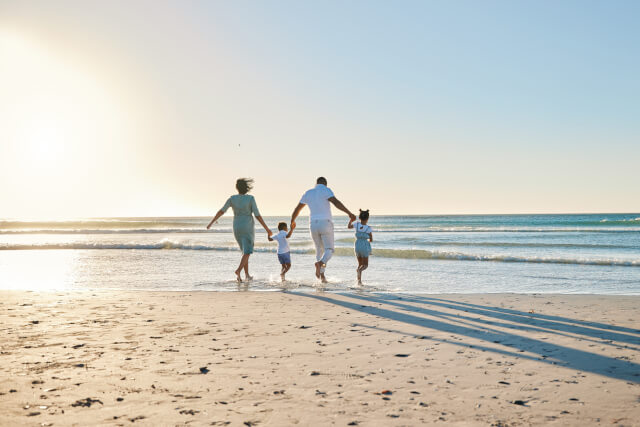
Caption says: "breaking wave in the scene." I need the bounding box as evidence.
[332,248,640,267]
[3,227,640,235]
[599,218,640,224]
[0,228,230,235]
[335,238,635,249]
[0,219,204,229]
[2,241,638,267]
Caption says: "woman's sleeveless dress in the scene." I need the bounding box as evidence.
[354,222,372,257]
[221,194,261,255]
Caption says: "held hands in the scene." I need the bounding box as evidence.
[348,213,357,222]
[290,220,296,230]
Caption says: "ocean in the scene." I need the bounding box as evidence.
[1,214,639,294]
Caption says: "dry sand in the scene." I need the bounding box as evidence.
[1,290,639,426]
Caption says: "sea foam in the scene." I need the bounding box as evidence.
[2,241,638,267]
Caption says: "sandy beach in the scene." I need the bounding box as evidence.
[1,290,639,426]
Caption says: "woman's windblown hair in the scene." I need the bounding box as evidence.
[359,209,370,221]
[236,178,254,195]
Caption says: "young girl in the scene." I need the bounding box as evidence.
[348,209,373,285]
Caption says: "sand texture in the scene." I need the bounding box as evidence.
[1,291,639,426]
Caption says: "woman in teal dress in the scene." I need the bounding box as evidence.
[207,178,272,282]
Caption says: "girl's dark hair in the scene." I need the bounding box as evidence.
[236,178,254,195]
[359,209,370,221]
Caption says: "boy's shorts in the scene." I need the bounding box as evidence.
[277,251,291,265]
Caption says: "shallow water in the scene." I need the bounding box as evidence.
[1,214,639,294]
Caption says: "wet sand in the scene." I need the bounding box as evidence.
[1,291,639,426]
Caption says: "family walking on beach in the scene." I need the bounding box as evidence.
[206,177,373,285]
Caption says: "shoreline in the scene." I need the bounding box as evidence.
[1,291,639,425]
[5,288,640,296]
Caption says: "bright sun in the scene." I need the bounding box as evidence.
[0,30,130,218]
[13,117,68,172]
[2,31,93,171]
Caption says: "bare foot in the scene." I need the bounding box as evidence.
[320,273,328,284]
[314,261,324,278]
[246,275,253,281]
[357,280,363,286]
[235,272,243,283]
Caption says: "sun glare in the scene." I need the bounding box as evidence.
[0,249,77,291]
[13,118,67,172]
[0,30,131,218]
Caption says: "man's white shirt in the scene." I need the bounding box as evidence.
[300,184,335,221]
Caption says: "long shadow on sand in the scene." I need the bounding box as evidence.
[355,294,640,350]
[295,292,640,384]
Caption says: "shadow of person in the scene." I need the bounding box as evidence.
[293,292,640,384]
[347,293,640,349]
[404,294,640,337]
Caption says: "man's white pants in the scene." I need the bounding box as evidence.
[310,219,334,266]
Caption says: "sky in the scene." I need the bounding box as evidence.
[1,0,639,218]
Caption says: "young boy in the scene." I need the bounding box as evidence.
[268,222,295,281]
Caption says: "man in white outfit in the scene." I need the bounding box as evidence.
[291,177,356,283]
